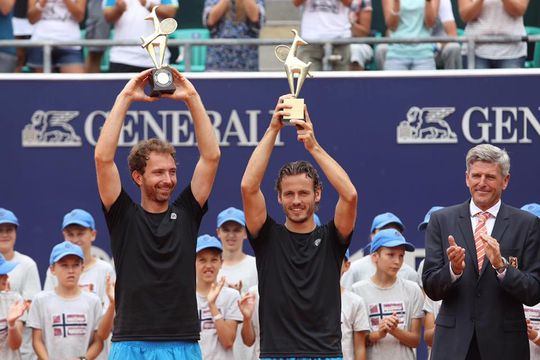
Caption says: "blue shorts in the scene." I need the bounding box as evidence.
[26,47,83,69]
[109,341,201,360]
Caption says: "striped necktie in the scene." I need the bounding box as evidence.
[474,212,490,271]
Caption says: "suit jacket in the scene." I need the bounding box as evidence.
[422,200,540,360]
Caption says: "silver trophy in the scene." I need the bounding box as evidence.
[275,29,312,123]
[141,6,178,96]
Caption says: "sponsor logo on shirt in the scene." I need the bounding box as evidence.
[314,238,322,247]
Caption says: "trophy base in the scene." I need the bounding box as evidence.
[149,67,176,97]
[282,98,304,125]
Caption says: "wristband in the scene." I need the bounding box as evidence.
[534,331,540,343]
[35,1,43,11]
[213,313,223,321]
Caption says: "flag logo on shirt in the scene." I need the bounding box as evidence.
[368,301,406,330]
[52,313,88,337]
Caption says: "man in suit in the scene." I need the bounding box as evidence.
[422,143,540,360]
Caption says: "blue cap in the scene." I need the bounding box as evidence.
[370,229,415,254]
[49,241,84,265]
[0,208,19,227]
[196,235,223,254]
[0,253,18,275]
[522,203,540,218]
[217,207,245,228]
[370,212,404,233]
[62,209,95,230]
[313,214,321,226]
[417,206,444,231]
[344,249,350,260]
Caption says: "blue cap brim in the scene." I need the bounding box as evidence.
[217,217,245,228]
[0,261,18,275]
[51,252,84,265]
[372,240,415,253]
[62,220,93,230]
[196,245,223,254]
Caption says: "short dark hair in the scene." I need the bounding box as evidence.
[275,161,322,209]
[127,138,176,175]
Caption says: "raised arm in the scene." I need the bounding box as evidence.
[94,69,158,211]
[238,292,257,346]
[290,107,358,239]
[161,69,220,208]
[241,95,290,237]
[6,300,28,350]
[206,278,238,349]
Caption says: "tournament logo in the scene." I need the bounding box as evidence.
[396,107,458,144]
[21,111,82,147]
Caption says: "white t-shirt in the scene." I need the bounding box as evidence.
[524,303,540,360]
[30,0,81,45]
[245,285,260,360]
[341,290,369,360]
[197,287,243,360]
[7,252,41,301]
[0,291,25,360]
[103,0,177,67]
[351,277,424,360]
[27,290,102,360]
[423,295,441,358]
[342,256,420,289]
[464,0,526,59]
[218,255,258,295]
[44,259,115,360]
[7,251,41,360]
[218,255,258,360]
[300,0,352,41]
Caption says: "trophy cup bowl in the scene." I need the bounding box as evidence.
[275,30,312,125]
[141,7,178,97]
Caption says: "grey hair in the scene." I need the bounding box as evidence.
[466,144,510,177]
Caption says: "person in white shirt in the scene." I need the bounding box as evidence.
[0,208,41,360]
[195,235,242,360]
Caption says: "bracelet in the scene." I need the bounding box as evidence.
[534,331,540,343]
[35,1,43,11]
[390,8,399,16]
[213,313,223,321]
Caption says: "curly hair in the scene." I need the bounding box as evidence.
[127,138,176,175]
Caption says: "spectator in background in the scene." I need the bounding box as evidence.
[382,0,439,70]
[84,0,111,72]
[26,0,86,72]
[203,0,265,71]
[376,0,461,69]
[521,203,540,360]
[12,0,33,72]
[341,212,420,290]
[0,0,16,72]
[195,235,242,360]
[351,229,424,360]
[43,209,115,360]
[103,0,177,72]
[0,254,29,360]
[215,207,257,360]
[341,249,369,360]
[294,0,353,71]
[0,208,41,360]
[459,0,528,68]
[349,0,373,70]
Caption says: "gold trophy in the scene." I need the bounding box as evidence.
[275,29,312,123]
[141,6,178,96]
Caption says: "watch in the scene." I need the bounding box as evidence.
[492,257,509,273]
